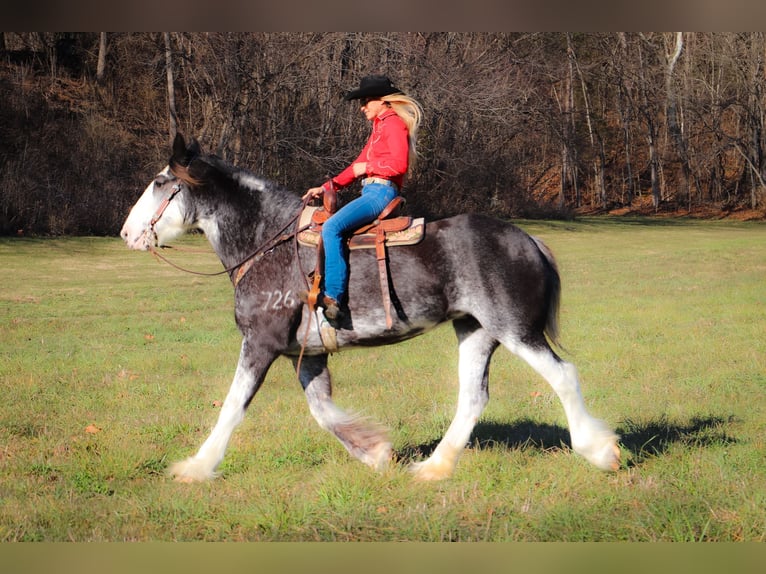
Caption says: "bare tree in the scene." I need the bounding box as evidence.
[664,32,694,209]
[744,33,766,209]
[164,32,178,143]
[634,35,664,209]
[5,32,766,236]
[96,32,107,84]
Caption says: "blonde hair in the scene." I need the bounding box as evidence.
[381,93,424,173]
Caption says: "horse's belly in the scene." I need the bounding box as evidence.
[286,312,449,356]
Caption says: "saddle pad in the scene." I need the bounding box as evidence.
[297,206,425,251]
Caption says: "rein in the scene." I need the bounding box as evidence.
[147,183,311,286]
[148,180,323,372]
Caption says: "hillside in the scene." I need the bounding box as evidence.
[2,32,764,237]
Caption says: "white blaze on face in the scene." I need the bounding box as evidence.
[120,167,185,251]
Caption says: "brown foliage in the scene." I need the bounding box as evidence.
[1,32,764,236]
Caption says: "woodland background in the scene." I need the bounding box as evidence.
[1,32,765,236]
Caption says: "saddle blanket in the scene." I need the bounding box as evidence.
[297,206,425,250]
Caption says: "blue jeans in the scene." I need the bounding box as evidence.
[321,183,397,302]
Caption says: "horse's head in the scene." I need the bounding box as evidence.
[120,133,200,251]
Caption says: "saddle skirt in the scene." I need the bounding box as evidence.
[297,205,425,250]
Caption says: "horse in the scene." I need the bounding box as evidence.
[120,133,620,482]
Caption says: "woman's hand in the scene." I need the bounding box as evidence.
[302,186,324,201]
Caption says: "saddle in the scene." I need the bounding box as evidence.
[298,190,425,330]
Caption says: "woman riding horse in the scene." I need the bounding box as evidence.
[301,75,423,323]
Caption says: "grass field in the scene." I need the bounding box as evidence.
[1,218,764,541]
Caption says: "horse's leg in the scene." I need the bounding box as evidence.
[509,340,620,471]
[410,317,498,481]
[292,354,392,470]
[169,337,275,482]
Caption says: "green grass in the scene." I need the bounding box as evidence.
[1,218,764,541]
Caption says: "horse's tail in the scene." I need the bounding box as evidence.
[531,236,562,350]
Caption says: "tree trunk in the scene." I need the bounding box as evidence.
[164,32,178,143]
[615,33,636,205]
[751,33,765,209]
[596,135,607,207]
[559,34,577,208]
[637,38,662,209]
[665,32,692,210]
[96,32,107,84]
[569,34,607,208]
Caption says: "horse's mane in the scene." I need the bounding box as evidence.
[170,146,297,217]
[169,160,203,188]
[170,150,268,191]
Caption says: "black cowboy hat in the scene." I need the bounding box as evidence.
[344,75,402,101]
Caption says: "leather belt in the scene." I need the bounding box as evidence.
[361,177,399,192]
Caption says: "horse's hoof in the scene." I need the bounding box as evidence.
[588,441,621,472]
[609,444,622,471]
[409,457,454,481]
[167,458,218,482]
[367,442,393,471]
[174,475,197,484]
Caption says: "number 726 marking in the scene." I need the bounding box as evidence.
[260,290,298,310]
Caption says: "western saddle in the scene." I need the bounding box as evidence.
[297,187,425,330]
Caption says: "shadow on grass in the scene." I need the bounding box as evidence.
[397,414,738,468]
[616,414,738,466]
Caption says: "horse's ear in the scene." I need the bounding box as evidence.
[171,134,202,167]
[188,137,201,157]
[172,133,187,164]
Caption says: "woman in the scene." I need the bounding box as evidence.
[302,75,423,322]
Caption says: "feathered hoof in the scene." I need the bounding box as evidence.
[167,458,219,483]
[408,455,455,482]
[605,443,622,471]
[365,441,393,472]
[578,438,621,472]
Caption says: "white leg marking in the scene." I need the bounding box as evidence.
[297,356,392,471]
[169,342,257,482]
[512,343,620,471]
[411,324,495,481]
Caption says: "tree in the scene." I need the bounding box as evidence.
[96,32,107,84]
[164,32,178,143]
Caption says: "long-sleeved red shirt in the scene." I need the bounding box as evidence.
[324,109,409,192]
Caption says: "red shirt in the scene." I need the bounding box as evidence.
[324,109,409,191]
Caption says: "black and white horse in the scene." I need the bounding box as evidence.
[120,134,620,482]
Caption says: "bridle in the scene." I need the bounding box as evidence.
[146,176,329,370]
[148,182,184,238]
[146,180,311,286]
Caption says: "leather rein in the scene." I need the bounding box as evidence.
[147,182,310,287]
[148,180,327,370]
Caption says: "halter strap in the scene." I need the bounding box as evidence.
[147,184,310,286]
[149,183,183,230]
